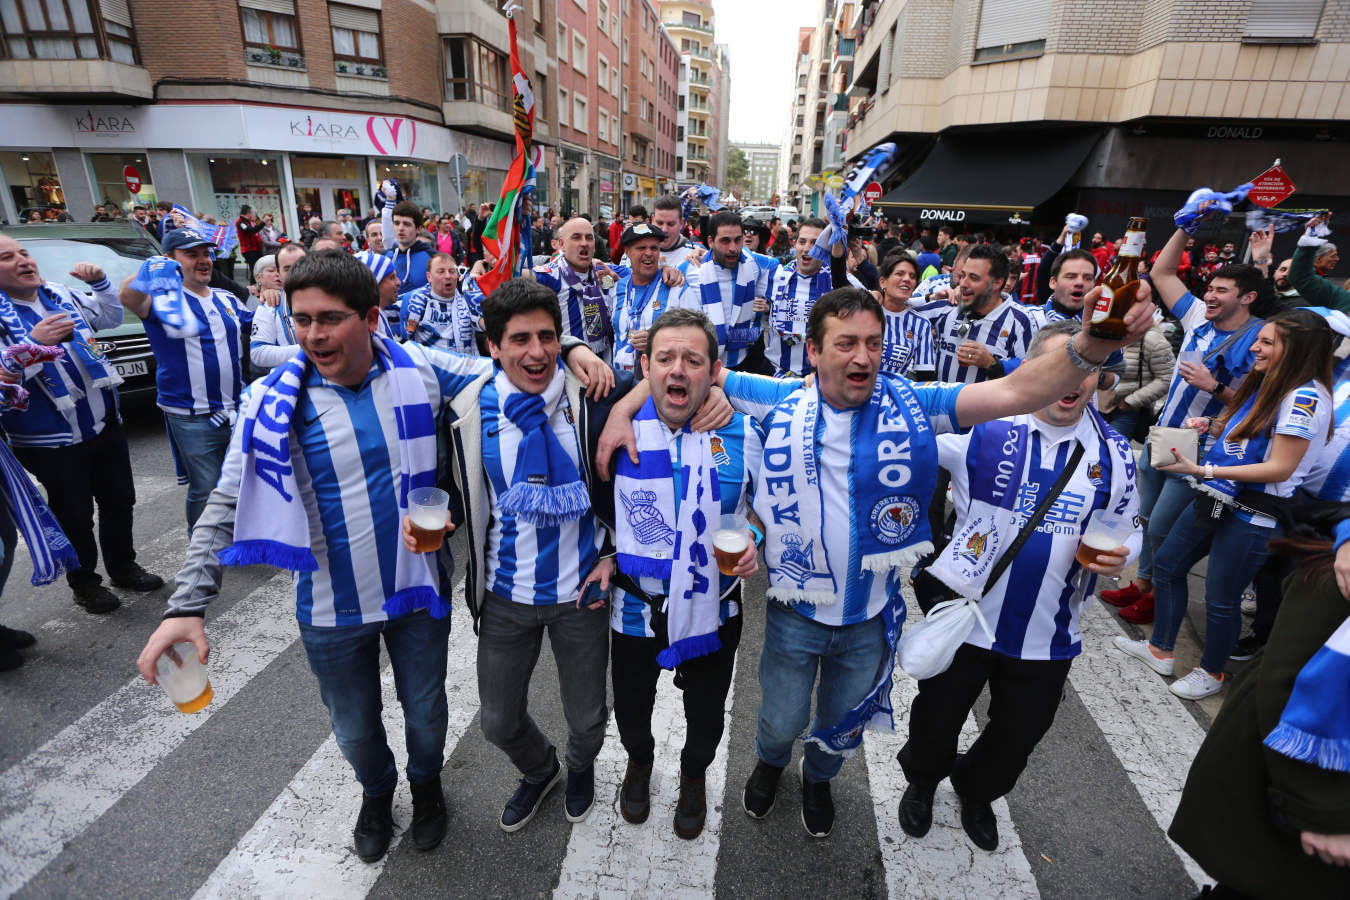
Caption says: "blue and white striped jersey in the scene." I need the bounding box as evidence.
[398,287,482,355]
[1025,299,1076,330]
[533,260,628,358]
[142,286,248,415]
[1,281,122,448]
[1233,381,1332,527]
[225,344,492,627]
[1307,378,1350,501]
[1155,293,1262,432]
[882,306,936,377]
[931,298,1038,383]
[478,371,604,606]
[722,370,965,627]
[702,252,773,368]
[611,413,763,638]
[763,263,857,377]
[939,413,1141,661]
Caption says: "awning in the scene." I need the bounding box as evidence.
[874,129,1102,224]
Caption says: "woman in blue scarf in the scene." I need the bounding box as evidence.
[1116,310,1337,701]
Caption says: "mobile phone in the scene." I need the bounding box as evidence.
[580,581,609,607]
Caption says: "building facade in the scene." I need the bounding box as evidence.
[659,0,727,186]
[734,142,781,204]
[555,0,624,217]
[621,0,680,212]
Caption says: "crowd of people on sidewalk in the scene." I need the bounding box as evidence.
[1,177,1347,899]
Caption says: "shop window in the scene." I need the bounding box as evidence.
[86,152,154,215]
[373,160,438,210]
[187,153,287,234]
[329,2,382,68]
[444,36,509,112]
[1,151,65,220]
[0,0,142,62]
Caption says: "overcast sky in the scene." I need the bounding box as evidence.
[712,0,820,146]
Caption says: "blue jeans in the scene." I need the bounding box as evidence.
[1150,500,1278,675]
[298,610,452,797]
[1135,450,1193,583]
[756,601,889,782]
[164,412,233,530]
[1105,407,1139,443]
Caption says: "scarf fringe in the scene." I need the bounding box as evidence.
[1263,723,1350,773]
[498,479,590,526]
[217,539,319,572]
[29,544,80,587]
[767,586,839,606]
[860,541,933,575]
[1185,476,1238,504]
[617,552,672,581]
[656,631,722,670]
[383,584,448,620]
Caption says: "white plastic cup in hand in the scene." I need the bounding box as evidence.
[1076,509,1133,568]
[155,642,213,714]
[408,486,450,553]
[1178,349,1204,369]
[713,513,749,576]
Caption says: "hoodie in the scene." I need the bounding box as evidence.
[384,239,433,295]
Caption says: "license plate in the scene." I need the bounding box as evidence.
[115,360,148,378]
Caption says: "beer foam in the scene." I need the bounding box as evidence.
[410,509,446,530]
[1080,531,1119,551]
[713,529,748,553]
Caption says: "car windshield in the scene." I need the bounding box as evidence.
[15,234,160,328]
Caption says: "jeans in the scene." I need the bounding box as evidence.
[1150,500,1279,674]
[164,412,232,530]
[755,601,889,782]
[298,609,452,797]
[477,591,610,782]
[1135,449,1193,583]
[14,419,138,587]
[1105,407,1140,443]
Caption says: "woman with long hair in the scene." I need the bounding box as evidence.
[874,251,936,380]
[1116,309,1337,700]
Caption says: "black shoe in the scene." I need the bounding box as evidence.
[799,758,834,838]
[0,624,36,648]
[352,789,395,863]
[109,563,165,592]
[565,764,595,823]
[1230,634,1265,662]
[72,584,120,614]
[957,792,998,851]
[742,759,784,819]
[409,775,447,852]
[898,781,937,838]
[674,773,706,840]
[0,641,22,672]
[620,760,652,825]
[500,757,562,833]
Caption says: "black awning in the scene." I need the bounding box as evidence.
[874,129,1102,224]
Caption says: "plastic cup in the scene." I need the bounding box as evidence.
[1178,349,1204,369]
[713,513,749,576]
[155,642,213,714]
[1076,509,1134,567]
[408,486,450,553]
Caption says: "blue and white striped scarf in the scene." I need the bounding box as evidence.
[614,398,723,668]
[0,435,78,585]
[400,285,476,353]
[612,275,676,371]
[698,251,761,356]
[130,255,197,340]
[1264,614,1350,772]
[0,284,121,424]
[171,204,239,256]
[218,336,447,618]
[771,264,832,343]
[809,142,897,263]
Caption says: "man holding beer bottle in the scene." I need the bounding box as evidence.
[897,317,1140,853]
[606,307,761,840]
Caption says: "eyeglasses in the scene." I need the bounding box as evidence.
[287,311,361,329]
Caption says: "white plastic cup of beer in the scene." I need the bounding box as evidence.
[713,513,750,577]
[155,642,213,714]
[1178,349,1204,369]
[1077,509,1134,569]
[408,486,450,553]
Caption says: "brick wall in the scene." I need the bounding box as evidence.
[896,0,954,79]
[379,0,441,102]
[1049,0,1142,54]
[132,0,247,83]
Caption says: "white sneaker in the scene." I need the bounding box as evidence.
[1112,636,1175,677]
[1241,597,1257,615]
[1170,667,1225,701]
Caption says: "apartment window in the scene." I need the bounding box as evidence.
[240,1,298,51]
[559,87,569,125]
[535,70,548,120]
[621,85,628,113]
[598,110,608,143]
[533,0,544,35]
[557,22,567,61]
[102,0,138,63]
[573,95,587,133]
[610,67,618,95]
[330,3,381,64]
[0,0,138,62]
[598,55,609,93]
[572,33,586,74]
[974,0,1048,62]
[622,35,628,63]
[445,36,510,111]
[597,0,607,33]
[1245,0,1325,40]
[681,10,698,25]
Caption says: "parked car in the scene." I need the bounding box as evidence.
[775,206,802,223]
[0,222,162,396]
[740,205,777,223]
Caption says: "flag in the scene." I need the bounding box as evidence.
[477,1,537,297]
[171,204,238,256]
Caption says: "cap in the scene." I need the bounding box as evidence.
[619,222,661,247]
[161,228,212,253]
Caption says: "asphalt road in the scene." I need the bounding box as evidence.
[0,397,1230,899]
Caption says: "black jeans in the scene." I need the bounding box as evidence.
[14,418,137,588]
[898,642,1072,803]
[242,250,263,284]
[611,589,742,779]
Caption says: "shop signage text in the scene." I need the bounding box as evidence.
[74,110,136,135]
[289,115,362,142]
[1206,125,1263,140]
[920,208,966,221]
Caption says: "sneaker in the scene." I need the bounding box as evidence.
[799,758,834,838]
[500,757,563,833]
[409,775,448,851]
[352,789,395,863]
[0,641,22,672]
[1240,596,1258,616]
[1118,593,1155,624]
[1170,667,1224,701]
[0,625,36,648]
[742,759,784,819]
[564,764,595,823]
[1100,582,1145,608]
[72,584,120,614]
[673,772,706,840]
[619,760,652,825]
[108,563,165,592]
[1113,636,1175,677]
[1229,634,1265,662]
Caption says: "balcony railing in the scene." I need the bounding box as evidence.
[666,19,713,35]
[336,59,387,78]
[245,47,307,70]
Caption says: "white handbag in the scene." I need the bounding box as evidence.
[897,598,995,681]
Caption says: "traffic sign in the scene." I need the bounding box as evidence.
[122,165,141,194]
[1248,163,1295,208]
[863,181,884,203]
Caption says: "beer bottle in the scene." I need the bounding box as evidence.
[1088,217,1147,340]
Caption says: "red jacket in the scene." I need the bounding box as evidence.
[608,219,624,263]
[235,216,263,254]
[1091,242,1115,271]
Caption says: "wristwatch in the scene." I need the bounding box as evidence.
[1065,337,1106,372]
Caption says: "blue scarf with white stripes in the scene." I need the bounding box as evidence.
[219,336,447,619]
[495,363,590,527]
[130,255,196,340]
[1265,615,1350,772]
[771,264,832,343]
[698,251,761,354]
[0,431,78,585]
[612,274,674,371]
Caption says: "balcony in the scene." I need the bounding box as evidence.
[665,19,713,36]
[0,57,152,100]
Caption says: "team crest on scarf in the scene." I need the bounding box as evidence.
[709,435,731,468]
[956,518,998,570]
[869,496,920,545]
[1223,437,1247,457]
[777,534,830,589]
[1087,461,1104,487]
[620,489,675,546]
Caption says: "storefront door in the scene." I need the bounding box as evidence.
[294,179,366,220]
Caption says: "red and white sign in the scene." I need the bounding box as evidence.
[122,165,141,194]
[863,181,884,203]
[1248,164,1295,208]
